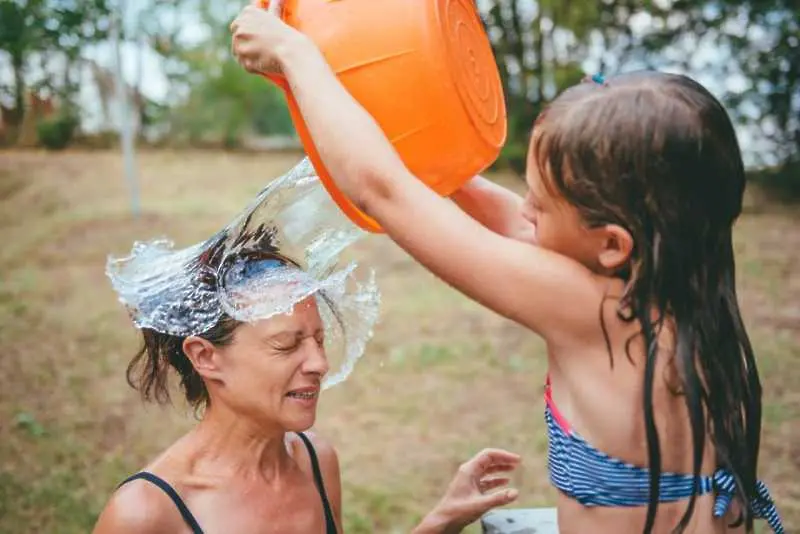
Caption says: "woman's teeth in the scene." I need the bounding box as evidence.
[287,392,317,399]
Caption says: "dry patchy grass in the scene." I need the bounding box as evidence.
[0,149,798,533]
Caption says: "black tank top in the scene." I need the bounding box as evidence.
[118,432,337,534]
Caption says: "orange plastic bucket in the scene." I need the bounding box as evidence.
[259,0,507,233]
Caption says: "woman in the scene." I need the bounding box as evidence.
[93,298,519,534]
[95,210,520,533]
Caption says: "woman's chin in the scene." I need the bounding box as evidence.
[282,413,317,434]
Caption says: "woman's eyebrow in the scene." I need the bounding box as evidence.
[264,328,324,342]
[263,330,300,344]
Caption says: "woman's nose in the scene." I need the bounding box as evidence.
[302,340,329,376]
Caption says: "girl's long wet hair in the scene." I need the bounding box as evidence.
[531,71,761,533]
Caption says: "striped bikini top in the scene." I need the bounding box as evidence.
[543,376,784,533]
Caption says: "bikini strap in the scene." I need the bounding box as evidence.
[297,432,338,534]
[118,472,204,534]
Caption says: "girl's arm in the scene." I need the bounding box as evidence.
[450,176,536,244]
[276,41,602,346]
[230,5,603,346]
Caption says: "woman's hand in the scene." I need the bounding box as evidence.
[414,448,521,534]
[230,0,308,75]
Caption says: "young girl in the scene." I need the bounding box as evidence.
[230,3,785,533]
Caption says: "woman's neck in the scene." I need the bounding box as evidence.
[185,402,292,483]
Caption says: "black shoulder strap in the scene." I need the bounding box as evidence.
[118,472,204,534]
[297,432,338,534]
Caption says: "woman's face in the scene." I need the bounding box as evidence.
[215,296,329,432]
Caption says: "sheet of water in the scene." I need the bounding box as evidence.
[106,158,381,389]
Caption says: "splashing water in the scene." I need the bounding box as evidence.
[106,158,381,390]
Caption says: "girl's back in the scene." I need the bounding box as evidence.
[548,284,745,533]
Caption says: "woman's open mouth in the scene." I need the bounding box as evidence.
[286,387,319,405]
[286,391,317,399]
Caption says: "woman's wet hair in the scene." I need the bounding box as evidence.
[127,314,240,413]
[532,71,761,533]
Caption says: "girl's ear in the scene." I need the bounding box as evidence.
[596,224,634,272]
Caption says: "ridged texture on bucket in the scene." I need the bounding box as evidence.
[440,0,506,150]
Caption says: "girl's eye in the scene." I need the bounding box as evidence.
[314,334,325,347]
[274,343,299,353]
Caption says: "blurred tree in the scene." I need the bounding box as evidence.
[0,0,110,142]
[481,0,636,173]
[634,0,799,169]
[2,0,795,170]
[171,55,292,147]
[0,0,48,127]
[480,0,798,180]
[47,0,112,110]
[144,0,293,147]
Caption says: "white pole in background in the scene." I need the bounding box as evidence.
[111,0,141,217]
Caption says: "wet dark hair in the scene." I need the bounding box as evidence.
[127,315,240,412]
[531,71,761,533]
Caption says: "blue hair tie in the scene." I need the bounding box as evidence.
[591,73,606,85]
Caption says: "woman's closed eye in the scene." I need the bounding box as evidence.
[268,330,324,352]
[267,332,300,353]
[273,342,299,353]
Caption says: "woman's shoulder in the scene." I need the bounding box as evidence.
[289,430,342,523]
[92,473,188,534]
[288,430,340,473]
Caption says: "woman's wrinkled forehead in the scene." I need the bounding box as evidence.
[243,296,323,338]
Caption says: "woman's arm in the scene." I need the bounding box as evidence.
[411,448,522,534]
[450,176,535,244]
[230,7,603,347]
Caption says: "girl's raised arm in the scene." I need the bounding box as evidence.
[231,7,604,347]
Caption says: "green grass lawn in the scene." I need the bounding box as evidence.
[1,149,798,533]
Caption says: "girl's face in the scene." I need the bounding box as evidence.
[522,146,632,276]
[522,152,600,270]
